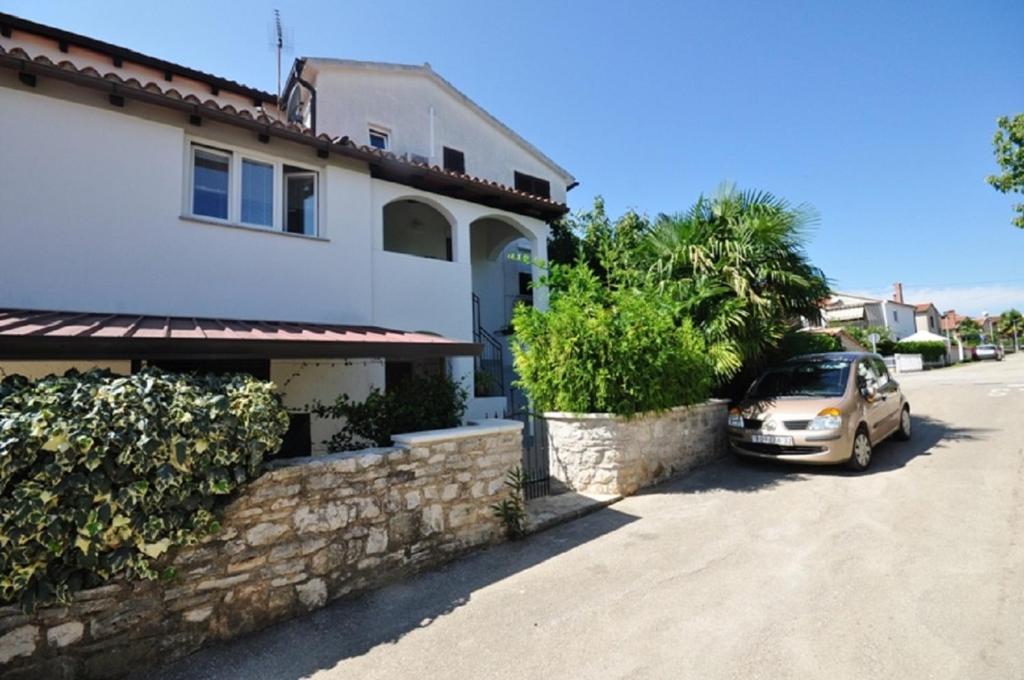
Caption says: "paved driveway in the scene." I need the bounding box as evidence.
[152,355,1024,680]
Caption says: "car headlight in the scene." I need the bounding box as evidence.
[808,407,842,430]
[727,409,744,428]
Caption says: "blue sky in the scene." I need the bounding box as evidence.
[8,0,1023,314]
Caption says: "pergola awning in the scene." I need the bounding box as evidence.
[0,309,481,360]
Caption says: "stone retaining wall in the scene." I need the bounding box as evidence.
[546,401,728,496]
[0,420,523,679]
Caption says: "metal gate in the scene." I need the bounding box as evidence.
[511,411,550,500]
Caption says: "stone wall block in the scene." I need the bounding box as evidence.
[3,421,523,680]
[547,402,727,497]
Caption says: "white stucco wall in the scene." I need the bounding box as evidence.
[270,359,384,454]
[0,77,373,325]
[304,63,570,204]
[0,360,132,380]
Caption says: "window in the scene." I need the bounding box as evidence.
[893,310,899,322]
[443,147,465,174]
[241,159,274,226]
[369,128,389,150]
[929,316,935,330]
[869,357,892,388]
[513,171,551,199]
[192,146,230,219]
[518,272,532,296]
[187,141,319,237]
[284,167,317,236]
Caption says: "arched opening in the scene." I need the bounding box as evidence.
[383,199,453,261]
[469,216,536,409]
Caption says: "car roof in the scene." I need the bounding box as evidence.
[782,351,877,364]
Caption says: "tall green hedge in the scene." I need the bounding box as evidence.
[512,264,714,416]
[894,341,948,362]
[0,368,289,610]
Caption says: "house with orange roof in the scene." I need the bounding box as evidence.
[913,303,942,335]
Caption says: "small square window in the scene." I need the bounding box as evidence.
[192,146,231,219]
[443,147,465,174]
[369,128,389,150]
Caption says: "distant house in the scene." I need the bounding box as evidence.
[913,303,942,335]
[940,310,962,336]
[975,314,1000,341]
[820,283,917,340]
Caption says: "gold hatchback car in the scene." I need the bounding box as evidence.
[728,352,911,470]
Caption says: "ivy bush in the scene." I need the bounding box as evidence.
[312,373,467,451]
[0,368,289,610]
[512,263,714,416]
[894,341,948,362]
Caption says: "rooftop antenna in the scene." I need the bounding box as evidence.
[268,9,294,103]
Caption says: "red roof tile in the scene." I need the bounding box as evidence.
[0,40,568,218]
[0,309,480,360]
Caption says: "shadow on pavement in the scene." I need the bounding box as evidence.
[145,503,639,680]
[720,413,991,481]
[640,413,994,500]
[146,414,987,680]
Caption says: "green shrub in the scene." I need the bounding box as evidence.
[776,330,843,358]
[894,341,948,362]
[0,368,289,610]
[511,264,714,416]
[313,373,467,451]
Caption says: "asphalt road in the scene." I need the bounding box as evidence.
[152,355,1024,680]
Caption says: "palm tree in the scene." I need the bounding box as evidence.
[999,309,1022,350]
[957,317,982,346]
[645,184,830,379]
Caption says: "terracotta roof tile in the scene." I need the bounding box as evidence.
[0,43,567,216]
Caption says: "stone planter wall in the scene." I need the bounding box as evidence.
[546,400,728,496]
[0,420,522,680]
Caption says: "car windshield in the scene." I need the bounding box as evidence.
[978,345,996,350]
[749,360,851,399]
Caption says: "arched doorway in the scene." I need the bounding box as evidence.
[469,216,537,413]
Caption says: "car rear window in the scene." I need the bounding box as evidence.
[749,360,851,399]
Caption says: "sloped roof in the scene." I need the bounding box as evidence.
[0,309,481,360]
[300,58,576,185]
[901,330,950,344]
[0,11,274,103]
[0,17,568,219]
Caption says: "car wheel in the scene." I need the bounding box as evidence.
[895,405,911,441]
[848,426,872,471]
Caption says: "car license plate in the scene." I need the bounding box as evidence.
[751,434,794,446]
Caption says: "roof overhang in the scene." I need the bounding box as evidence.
[0,39,569,221]
[0,310,481,361]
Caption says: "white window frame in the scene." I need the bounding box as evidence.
[189,144,233,222]
[368,126,390,150]
[184,137,321,238]
[238,157,277,229]
[283,169,319,236]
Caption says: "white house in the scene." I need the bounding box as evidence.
[0,13,575,452]
[821,288,917,341]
